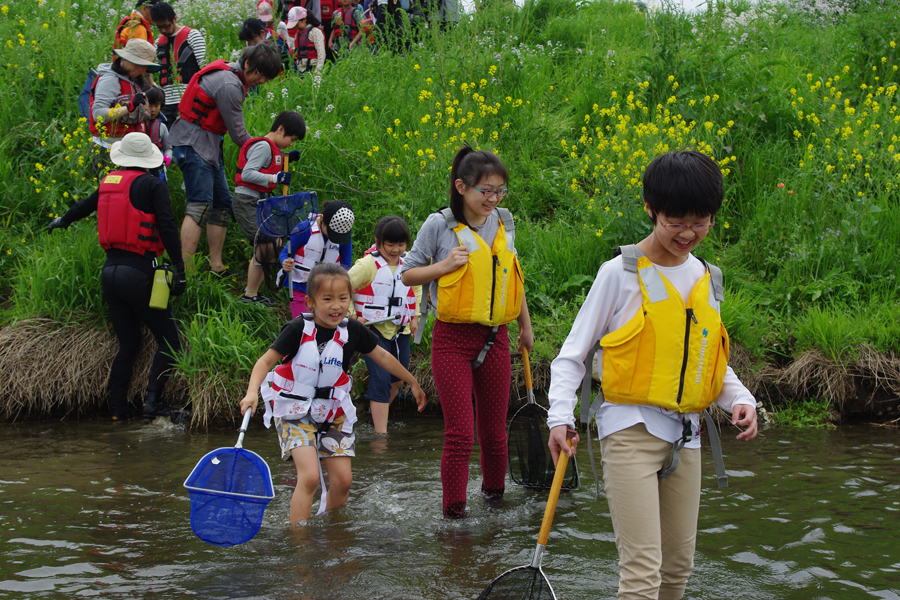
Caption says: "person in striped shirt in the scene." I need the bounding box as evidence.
[150,2,207,124]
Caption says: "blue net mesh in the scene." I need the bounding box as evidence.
[184,448,274,547]
[256,191,319,239]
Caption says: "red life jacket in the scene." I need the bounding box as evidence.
[88,74,148,139]
[335,7,359,39]
[114,12,155,49]
[265,27,295,59]
[156,26,198,87]
[97,170,165,256]
[178,60,247,135]
[235,137,283,194]
[294,27,320,61]
[320,0,335,22]
[149,117,164,149]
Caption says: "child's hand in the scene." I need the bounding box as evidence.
[409,316,418,337]
[548,425,579,465]
[732,404,759,441]
[440,246,468,274]
[239,394,258,416]
[356,316,368,325]
[517,325,534,354]
[283,257,295,272]
[410,382,427,412]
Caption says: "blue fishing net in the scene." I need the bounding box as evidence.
[256,191,319,239]
[184,447,274,547]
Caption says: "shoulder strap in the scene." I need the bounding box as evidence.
[496,207,515,252]
[439,207,457,229]
[619,244,642,273]
[707,263,725,302]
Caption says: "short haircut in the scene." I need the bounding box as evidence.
[271,110,306,139]
[238,18,266,42]
[306,263,352,299]
[642,150,723,222]
[448,145,509,226]
[145,86,165,106]
[374,216,410,245]
[149,1,175,22]
[240,42,282,80]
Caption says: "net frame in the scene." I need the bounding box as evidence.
[476,564,557,600]
[256,191,319,239]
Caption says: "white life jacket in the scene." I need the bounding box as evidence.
[291,218,341,285]
[260,315,356,433]
[353,252,417,326]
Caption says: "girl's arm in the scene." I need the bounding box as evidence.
[401,245,468,286]
[365,345,426,410]
[239,348,282,415]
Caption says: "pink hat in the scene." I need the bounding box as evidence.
[286,6,307,28]
[256,0,274,22]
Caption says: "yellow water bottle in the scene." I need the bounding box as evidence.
[149,263,171,310]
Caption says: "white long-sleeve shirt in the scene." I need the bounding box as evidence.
[546,253,756,449]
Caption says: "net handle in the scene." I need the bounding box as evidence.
[282,155,290,196]
[522,347,533,391]
[536,440,569,546]
[235,409,252,449]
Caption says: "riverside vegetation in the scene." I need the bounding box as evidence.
[1,0,898,427]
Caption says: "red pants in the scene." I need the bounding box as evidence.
[432,320,511,518]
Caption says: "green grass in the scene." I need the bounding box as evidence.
[2,0,899,421]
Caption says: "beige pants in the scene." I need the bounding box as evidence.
[601,424,701,600]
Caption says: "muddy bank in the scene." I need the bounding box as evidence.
[2,319,898,427]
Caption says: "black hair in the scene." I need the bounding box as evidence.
[145,86,165,106]
[307,263,352,300]
[642,150,723,222]
[448,145,508,226]
[271,110,306,139]
[149,1,175,22]
[238,18,266,43]
[374,216,410,245]
[136,0,158,8]
[240,42,282,80]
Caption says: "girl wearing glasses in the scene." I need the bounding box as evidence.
[401,145,533,519]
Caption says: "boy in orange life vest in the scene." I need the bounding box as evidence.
[115,0,157,49]
[547,151,758,600]
[280,201,355,319]
[232,111,306,305]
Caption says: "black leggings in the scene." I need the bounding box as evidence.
[101,264,182,417]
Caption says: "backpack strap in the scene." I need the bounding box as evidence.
[697,257,725,311]
[496,207,516,253]
[581,340,604,501]
[619,244,641,273]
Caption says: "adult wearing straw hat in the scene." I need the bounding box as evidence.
[49,133,188,423]
[89,38,159,154]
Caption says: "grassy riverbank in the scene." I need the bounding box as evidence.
[1,0,899,425]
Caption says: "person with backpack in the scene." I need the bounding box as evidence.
[328,0,363,53]
[150,1,206,125]
[168,43,282,278]
[89,38,159,155]
[115,0,157,49]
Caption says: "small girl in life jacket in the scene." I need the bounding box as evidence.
[144,87,172,183]
[280,201,355,319]
[401,146,533,519]
[349,216,422,434]
[240,263,426,523]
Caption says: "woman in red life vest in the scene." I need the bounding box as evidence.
[48,133,188,423]
[89,38,159,151]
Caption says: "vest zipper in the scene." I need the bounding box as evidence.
[490,254,499,321]
[676,308,698,405]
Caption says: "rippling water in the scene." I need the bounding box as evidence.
[1,417,898,599]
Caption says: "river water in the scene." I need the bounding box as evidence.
[1,417,898,599]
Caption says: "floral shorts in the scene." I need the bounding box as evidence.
[274,414,356,461]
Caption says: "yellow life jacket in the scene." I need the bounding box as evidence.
[599,245,730,414]
[435,207,524,327]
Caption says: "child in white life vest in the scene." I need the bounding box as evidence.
[240,263,426,523]
[280,200,355,319]
[349,216,422,434]
[547,150,759,600]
